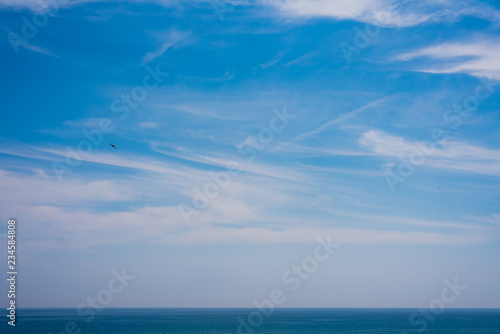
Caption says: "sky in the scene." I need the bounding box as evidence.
[0,0,499,309]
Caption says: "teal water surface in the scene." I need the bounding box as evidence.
[2,308,500,333]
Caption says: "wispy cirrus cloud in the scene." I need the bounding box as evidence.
[463,213,500,225]
[0,170,132,205]
[264,0,500,27]
[394,39,500,80]
[2,168,493,253]
[266,0,390,24]
[0,0,179,11]
[139,121,159,129]
[8,40,59,57]
[291,95,398,141]
[4,137,495,252]
[165,226,494,246]
[0,0,53,10]
[360,130,500,176]
[140,29,191,65]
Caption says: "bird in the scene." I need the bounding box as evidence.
[109,143,118,149]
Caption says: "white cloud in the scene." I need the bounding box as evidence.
[0,0,107,11]
[265,0,500,27]
[360,130,500,176]
[0,0,49,10]
[177,70,235,82]
[2,133,498,254]
[1,160,496,254]
[165,226,492,246]
[4,0,500,30]
[395,40,500,80]
[0,0,175,11]
[151,141,308,182]
[39,147,206,181]
[140,29,190,65]
[292,95,398,141]
[39,118,109,137]
[259,49,288,69]
[272,142,374,158]
[463,214,500,224]
[139,121,159,129]
[267,0,389,23]
[21,43,58,57]
[0,170,132,205]
[12,204,186,252]
[12,203,493,253]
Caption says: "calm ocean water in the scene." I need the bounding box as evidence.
[1,308,499,334]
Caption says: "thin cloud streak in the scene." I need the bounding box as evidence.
[394,40,500,79]
[264,0,500,27]
[360,130,500,176]
[291,95,399,142]
[166,226,493,246]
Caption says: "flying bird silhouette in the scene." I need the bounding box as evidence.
[109,143,118,149]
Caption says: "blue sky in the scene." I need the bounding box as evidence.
[0,0,500,308]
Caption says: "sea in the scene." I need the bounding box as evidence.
[1,308,500,333]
